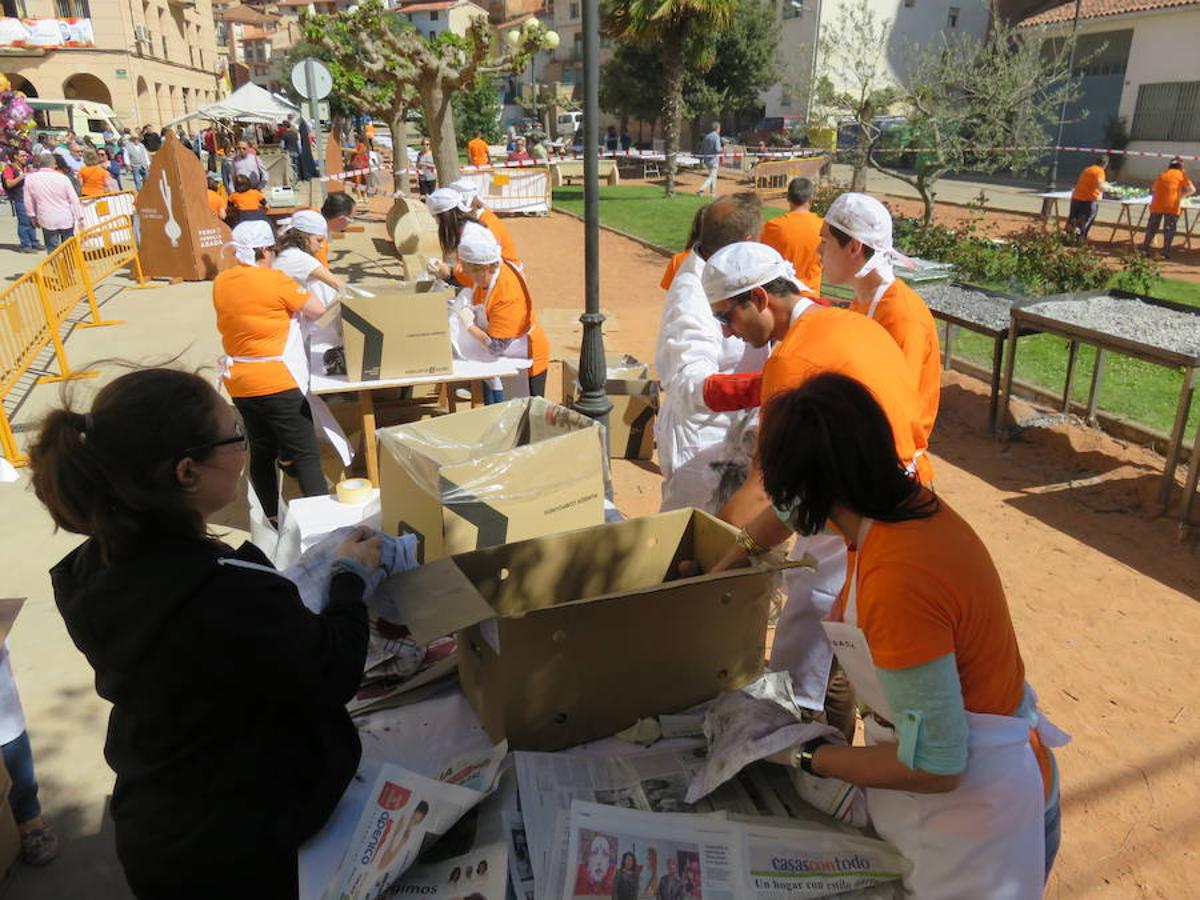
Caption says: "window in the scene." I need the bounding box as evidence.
[782,0,803,20]
[2,1,28,17]
[1131,81,1200,142]
[56,0,89,15]
[573,31,582,58]
[429,29,437,39]
[903,0,915,7]
[429,9,438,18]
[946,6,959,26]
[569,1,579,18]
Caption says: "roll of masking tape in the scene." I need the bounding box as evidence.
[335,478,373,505]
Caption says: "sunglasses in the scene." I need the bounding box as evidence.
[712,297,749,327]
[179,420,247,460]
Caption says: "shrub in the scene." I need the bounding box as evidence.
[1110,251,1162,295]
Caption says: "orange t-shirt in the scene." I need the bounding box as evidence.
[1150,168,1195,216]
[1071,165,1106,202]
[206,189,226,218]
[213,264,312,398]
[831,502,1051,794]
[230,189,265,211]
[472,262,549,376]
[660,250,689,290]
[478,208,518,263]
[760,209,824,296]
[849,280,940,446]
[760,305,933,484]
[467,137,490,167]
[78,165,109,198]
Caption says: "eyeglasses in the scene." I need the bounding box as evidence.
[712,297,749,327]
[179,420,247,460]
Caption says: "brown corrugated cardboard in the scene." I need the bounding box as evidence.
[340,281,453,381]
[377,397,610,562]
[383,510,778,751]
[562,354,659,460]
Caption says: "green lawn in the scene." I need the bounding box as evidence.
[554,185,1200,437]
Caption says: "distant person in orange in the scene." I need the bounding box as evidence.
[1067,154,1110,240]
[660,206,705,291]
[456,224,549,403]
[822,192,940,450]
[1143,156,1195,259]
[229,174,267,223]
[77,149,115,198]
[467,130,490,168]
[206,173,227,221]
[363,120,376,148]
[759,176,823,295]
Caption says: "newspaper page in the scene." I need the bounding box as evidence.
[503,810,536,900]
[560,802,738,900]
[515,743,763,899]
[558,803,909,900]
[322,744,508,900]
[384,796,510,900]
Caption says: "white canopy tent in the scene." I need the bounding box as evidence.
[165,82,300,127]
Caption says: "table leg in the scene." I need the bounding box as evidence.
[1062,341,1081,413]
[1179,414,1200,537]
[359,389,380,487]
[989,336,1005,434]
[1108,205,1128,244]
[1134,206,1148,249]
[996,319,1020,440]
[1085,348,1107,426]
[1185,207,1196,252]
[942,323,956,372]
[443,382,457,413]
[1159,366,1197,512]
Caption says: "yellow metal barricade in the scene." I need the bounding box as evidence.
[753,156,832,198]
[81,189,137,232]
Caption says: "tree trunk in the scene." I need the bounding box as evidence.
[851,118,870,191]
[389,106,409,197]
[661,33,685,198]
[422,76,460,185]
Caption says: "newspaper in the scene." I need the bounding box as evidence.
[321,743,508,900]
[516,743,791,900]
[559,802,910,900]
[686,673,863,827]
[383,797,510,900]
[503,810,536,900]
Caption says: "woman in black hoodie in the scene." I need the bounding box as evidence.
[29,368,379,899]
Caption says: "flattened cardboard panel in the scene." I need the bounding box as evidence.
[379,442,448,561]
[382,558,495,644]
[341,286,453,381]
[134,131,233,281]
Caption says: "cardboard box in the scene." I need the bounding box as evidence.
[377,397,610,562]
[339,280,453,381]
[562,354,659,460]
[383,510,776,751]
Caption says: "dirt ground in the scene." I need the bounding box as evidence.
[499,208,1200,898]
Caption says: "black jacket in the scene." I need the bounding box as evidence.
[51,535,368,892]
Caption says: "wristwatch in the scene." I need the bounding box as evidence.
[793,739,825,778]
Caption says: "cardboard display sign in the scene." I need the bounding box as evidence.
[339,281,453,381]
[562,354,659,460]
[377,397,610,562]
[382,509,777,751]
[134,131,233,281]
[324,131,345,191]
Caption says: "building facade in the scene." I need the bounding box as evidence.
[395,0,491,41]
[1020,0,1200,183]
[1,0,223,129]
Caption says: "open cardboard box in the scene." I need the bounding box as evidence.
[377,397,611,562]
[338,280,453,381]
[382,510,780,751]
[562,354,659,460]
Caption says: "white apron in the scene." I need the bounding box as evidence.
[822,519,1069,899]
[219,312,352,467]
[474,260,536,394]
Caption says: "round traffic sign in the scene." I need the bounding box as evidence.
[291,58,333,101]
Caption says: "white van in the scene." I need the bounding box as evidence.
[28,99,125,146]
[555,109,582,140]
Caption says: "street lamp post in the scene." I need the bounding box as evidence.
[573,0,612,442]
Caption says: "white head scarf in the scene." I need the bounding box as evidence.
[449,178,480,212]
[457,222,501,265]
[701,242,811,305]
[279,208,328,237]
[231,220,275,265]
[823,192,914,283]
[426,187,461,216]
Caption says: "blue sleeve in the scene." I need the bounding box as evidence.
[876,653,969,775]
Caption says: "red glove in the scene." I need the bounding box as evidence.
[703,371,763,412]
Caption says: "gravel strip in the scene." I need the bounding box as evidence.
[1021,295,1200,359]
[921,283,1019,333]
